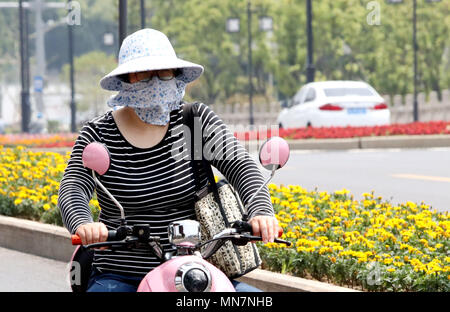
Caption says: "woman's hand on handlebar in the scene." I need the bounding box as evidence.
[248,215,282,243]
[75,222,108,246]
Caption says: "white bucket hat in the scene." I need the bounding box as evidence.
[100,28,204,91]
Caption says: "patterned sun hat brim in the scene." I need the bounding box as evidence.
[100,56,204,91]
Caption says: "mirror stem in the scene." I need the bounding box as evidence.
[244,166,277,212]
[92,170,126,223]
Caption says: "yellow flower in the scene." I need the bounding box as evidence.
[14,198,23,205]
[43,204,51,211]
[394,261,405,267]
[271,196,280,204]
[362,192,374,198]
[51,195,58,205]
[387,268,396,272]
[335,189,350,195]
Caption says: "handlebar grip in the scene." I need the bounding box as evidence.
[240,235,292,246]
[107,230,117,241]
[70,230,118,245]
[71,234,82,245]
[274,238,292,246]
[239,221,286,241]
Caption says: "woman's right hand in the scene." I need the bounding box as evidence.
[75,222,109,245]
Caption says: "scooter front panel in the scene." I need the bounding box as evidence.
[137,255,235,292]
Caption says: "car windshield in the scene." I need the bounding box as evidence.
[324,87,374,97]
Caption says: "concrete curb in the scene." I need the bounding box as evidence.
[0,215,75,262]
[236,269,359,292]
[0,215,358,292]
[359,134,450,149]
[287,134,450,150]
[286,138,360,150]
[242,134,450,151]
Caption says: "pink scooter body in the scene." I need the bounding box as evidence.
[137,255,235,292]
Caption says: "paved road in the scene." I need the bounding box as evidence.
[0,247,70,292]
[262,147,450,212]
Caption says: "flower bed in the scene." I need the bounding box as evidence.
[258,184,449,291]
[1,146,448,291]
[0,134,77,148]
[0,146,99,225]
[2,121,450,148]
[234,121,450,141]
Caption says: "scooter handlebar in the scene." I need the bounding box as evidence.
[71,230,118,246]
[241,234,292,246]
[233,220,287,244]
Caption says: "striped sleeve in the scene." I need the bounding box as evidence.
[58,122,101,234]
[196,103,274,218]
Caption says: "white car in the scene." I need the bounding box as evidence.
[277,81,390,128]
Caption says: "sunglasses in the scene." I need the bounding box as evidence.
[119,69,182,83]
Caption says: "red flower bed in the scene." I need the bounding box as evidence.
[234,121,450,141]
[0,133,77,148]
[2,121,450,147]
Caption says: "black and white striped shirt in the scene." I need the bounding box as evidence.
[58,102,273,276]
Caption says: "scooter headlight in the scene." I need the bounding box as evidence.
[175,262,212,292]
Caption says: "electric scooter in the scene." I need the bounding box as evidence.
[69,136,291,292]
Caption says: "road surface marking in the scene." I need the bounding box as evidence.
[392,174,450,183]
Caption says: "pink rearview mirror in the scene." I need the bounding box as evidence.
[259,136,290,171]
[82,142,111,175]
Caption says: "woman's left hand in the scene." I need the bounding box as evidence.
[248,215,282,243]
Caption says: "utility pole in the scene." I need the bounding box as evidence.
[247,1,254,126]
[226,2,272,128]
[412,0,418,122]
[19,0,30,132]
[306,0,315,83]
[119,0,127,49]
[68,0,75,133]
[140,0,145,29]
[34,0,45,127]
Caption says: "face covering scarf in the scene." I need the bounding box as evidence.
[107,76,186,125]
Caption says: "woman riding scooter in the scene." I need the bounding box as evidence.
[58,28,280,292]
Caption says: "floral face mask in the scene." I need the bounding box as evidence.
[107,76,186,125]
